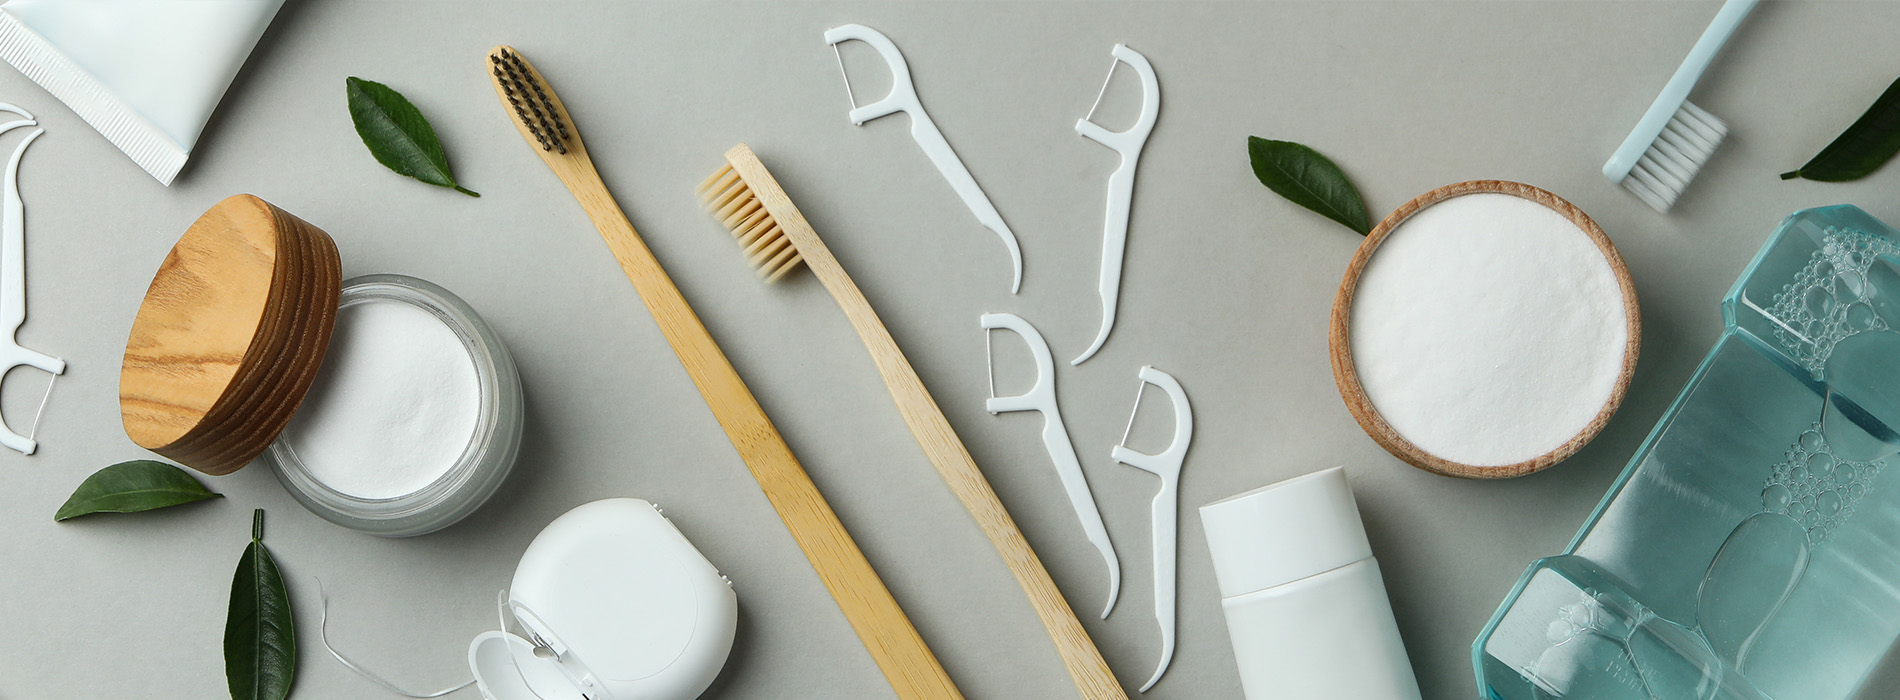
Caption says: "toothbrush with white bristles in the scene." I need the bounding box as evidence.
[1603,0,1758,212]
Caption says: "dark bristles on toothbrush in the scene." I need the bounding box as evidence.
[694,143,1129,699]
[489,50,567,153]
[484,51,972,697]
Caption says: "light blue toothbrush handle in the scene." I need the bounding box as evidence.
[1603,0,1759,182]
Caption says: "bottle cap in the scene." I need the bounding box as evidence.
[1199,466,1373,597]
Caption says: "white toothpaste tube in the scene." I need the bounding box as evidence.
[0,0,285,185]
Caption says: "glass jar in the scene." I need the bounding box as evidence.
[265,274,523,537]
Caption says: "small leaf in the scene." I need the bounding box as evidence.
[1248,136,1372,235]
[347,77,479,196]
[55,460,223,521]
[1783,76,1900,182]
[227,509,296,700]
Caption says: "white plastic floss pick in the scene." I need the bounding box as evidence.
[1113,365,1192,692]
[1072,44,1159,366]
[824,23,1023,294]
[981,311,1120,618]
[0,102,61,455]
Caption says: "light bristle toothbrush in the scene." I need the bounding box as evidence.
[698,143,1130,700]
[825,24,1023,294]
[484,47,965,700]
[1602,0,1758,213]
[1073,44,1159,366]
[981,311,1120,618]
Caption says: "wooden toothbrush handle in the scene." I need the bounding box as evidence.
[798,246,1128,700]
[560,172,965,700]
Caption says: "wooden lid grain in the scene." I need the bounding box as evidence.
[120,194,342,475]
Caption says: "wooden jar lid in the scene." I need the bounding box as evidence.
[1328,181,1640,479]
[120,194,342,475]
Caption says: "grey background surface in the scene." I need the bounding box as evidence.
[2,1,1898,698]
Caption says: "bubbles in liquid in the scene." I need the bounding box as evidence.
[1818,490,1843,517]
[1847,302,1877,330]
[1762,484,1792,510]
[1767,227,1900,375]
[1839,266,1865,297]
[1808,452,1835,478]
[1806,287,1835,317]
[1762,422,1883,546]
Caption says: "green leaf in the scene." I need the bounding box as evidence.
[54,460,223,521]
[227,510,296,700]
[347,76,479,196]
[1248,136,1372,235]
[1782,76,1900,182]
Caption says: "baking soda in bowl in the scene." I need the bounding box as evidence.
[280,297,481,499]
[1336,184,1638,477]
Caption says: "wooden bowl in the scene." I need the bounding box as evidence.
[1329,180,1640,479]
[120,194,342,475]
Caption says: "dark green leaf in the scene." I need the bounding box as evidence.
[1248,136,1371,235]
[227,509,296,700]
[347,76,479,196]
[1783,76,1900,182]
[54,460,223,521]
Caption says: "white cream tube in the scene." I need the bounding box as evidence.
[0,0,285,185]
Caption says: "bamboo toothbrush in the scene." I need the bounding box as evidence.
[697,143,1129,700]
[1601,0,1758,212]
[484,48,964,700]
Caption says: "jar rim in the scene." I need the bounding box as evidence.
[267,274,521,535]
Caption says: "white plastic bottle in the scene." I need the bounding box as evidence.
[1199,466,1422,700]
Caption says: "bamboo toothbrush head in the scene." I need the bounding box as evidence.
[486,46,586,164]
[695,144,810,283]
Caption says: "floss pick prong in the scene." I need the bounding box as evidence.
[980,312,1120,617]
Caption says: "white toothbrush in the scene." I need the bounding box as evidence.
[825,24,1023,294]
[1112,366,1191,693]
[1602,0,1758,212]
[1073,44,1159,366]
[981,312,1120,618]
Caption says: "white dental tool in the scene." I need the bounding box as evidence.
[1072,45,1159,366]
[1112,365,1191,692]
[982,312,1120,618]
[825,23,1023,294]
[0,103,60,455]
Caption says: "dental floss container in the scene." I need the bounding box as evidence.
[1199,466,1422,700]
[469,499,737,700]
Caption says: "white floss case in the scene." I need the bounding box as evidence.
[469,498,737,700]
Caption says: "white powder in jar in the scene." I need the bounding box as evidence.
[280,298,482,499]
[1349,193,1629,468]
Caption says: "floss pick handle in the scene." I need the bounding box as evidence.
[1073,45,1159,365]
[982,312,1120,618]
[825,24,1023,294]
[0,109,61,455]
[1113,366,1191,692]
